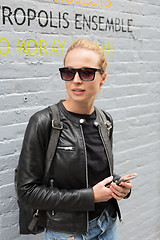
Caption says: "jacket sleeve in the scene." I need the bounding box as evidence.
[17,110,95,212]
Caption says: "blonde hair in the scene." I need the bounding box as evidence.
[64,39,107,74]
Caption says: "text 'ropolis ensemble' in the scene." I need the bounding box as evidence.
[1,6,133,32]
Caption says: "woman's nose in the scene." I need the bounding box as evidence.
[72,72,83,83]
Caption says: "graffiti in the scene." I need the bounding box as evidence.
[1,6,133,32]
[54,0,112,8]
[0,3,134,57]
[1,7,69,28]
[0,38,115,55]
[0,38,10,55]
[75,15,133,32]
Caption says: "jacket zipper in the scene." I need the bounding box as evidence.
[57,146,75,151]
[80,123,89,233]
[50,179,55,216]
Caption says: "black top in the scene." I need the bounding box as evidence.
[67,109,114,220]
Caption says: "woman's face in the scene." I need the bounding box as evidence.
[64,48,106,106]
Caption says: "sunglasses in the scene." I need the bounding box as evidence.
[59,67,104,82]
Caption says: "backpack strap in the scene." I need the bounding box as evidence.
[96,108,112,137]
[44,104,63,180]
[94,109,122,221]
[29,104,63,232]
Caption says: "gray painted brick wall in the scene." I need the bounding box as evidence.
[0,0,160,239]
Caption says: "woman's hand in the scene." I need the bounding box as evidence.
[93,176,113,203]
[110,173,138,200]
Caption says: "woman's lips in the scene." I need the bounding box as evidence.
[72,88,85,95]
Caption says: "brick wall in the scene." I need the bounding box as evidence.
[0,0,160,239]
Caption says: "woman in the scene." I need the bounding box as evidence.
[17,39,137,240]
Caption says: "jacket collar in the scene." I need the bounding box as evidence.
[57,100,103,126]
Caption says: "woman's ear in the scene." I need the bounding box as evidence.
[100,72,107,87]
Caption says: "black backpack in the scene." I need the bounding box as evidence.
[14,104,112,235]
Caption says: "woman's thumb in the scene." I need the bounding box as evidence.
[101,176,113,187]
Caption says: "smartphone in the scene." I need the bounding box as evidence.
[116,176,136,185]
[105,181,113,188]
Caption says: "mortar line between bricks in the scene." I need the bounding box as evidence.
[115,141,160,154]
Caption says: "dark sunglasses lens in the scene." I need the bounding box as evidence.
[61,69,75,81]
[80,69,95,81]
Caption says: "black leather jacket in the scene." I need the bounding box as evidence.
[17,101,121,234]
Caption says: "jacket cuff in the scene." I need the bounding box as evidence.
[80,188,95,211]
[124,189,131,199]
